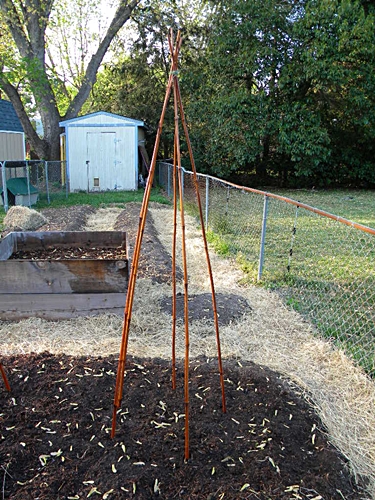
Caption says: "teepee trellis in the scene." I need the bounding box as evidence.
[111,30,226,460]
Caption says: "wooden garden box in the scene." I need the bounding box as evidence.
[0,231,129,320]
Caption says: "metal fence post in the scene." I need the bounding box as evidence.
[65,161,69,199]
[181,167,184,200]
[257,195,269,281]
[205,176,209,230]
[1,161,8,212]
[45,161,50,204]
[167,164,171,197]
[26,160,31,208]
[86,161,90,193]
[287,204,299,272]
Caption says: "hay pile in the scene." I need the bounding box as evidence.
[1,205,374,497]
[3,206,47,231]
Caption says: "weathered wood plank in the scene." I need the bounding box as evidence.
[0,293,126,320]
[7,231,127,252]
[0,232,15,260]
[0,259,128,294]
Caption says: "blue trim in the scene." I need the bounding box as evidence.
[60,123,143,128]
[65,128,70,181]
[135,126,139,189]
[59,111,144,127]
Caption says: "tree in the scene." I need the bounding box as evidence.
[185,0,375,187]
[0,0,140,160]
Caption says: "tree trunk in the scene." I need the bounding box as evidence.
[0,0,141,160]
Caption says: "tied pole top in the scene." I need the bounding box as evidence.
[168,29,182,78]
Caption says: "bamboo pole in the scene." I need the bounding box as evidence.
[111,32,182,438]
[169,31,191,460]
[0,362,11,391]
[171,136,178,390]
[174,77,227,413]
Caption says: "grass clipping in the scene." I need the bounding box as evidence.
[1,204,374,497]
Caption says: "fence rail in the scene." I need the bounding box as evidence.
[157,161,375,378]
[0,160,68,211]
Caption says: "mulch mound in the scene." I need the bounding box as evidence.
[38,206,96,232]
[0,353,363,500]
[113,204,183,284]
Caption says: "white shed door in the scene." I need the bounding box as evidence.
[86,132,118,191]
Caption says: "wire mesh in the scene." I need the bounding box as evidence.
[0,160,68,209]
[157,161,375,378]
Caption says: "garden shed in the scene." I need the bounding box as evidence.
[0,99,26,161]
[59,112,145,192]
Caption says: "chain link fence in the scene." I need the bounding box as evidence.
[0,160,68,210]
[158,161,375,378]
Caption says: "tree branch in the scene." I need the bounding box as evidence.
[64,0,140,119]
[0,75,45,151]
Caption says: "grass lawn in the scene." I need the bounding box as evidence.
[198,186,375,377]
[268,188,375,228]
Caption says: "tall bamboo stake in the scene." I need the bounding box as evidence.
[174,83,191,462]
[111,32,182,438]
[174,77,227,413]
[171,136,178,390]
[0,362,11,391]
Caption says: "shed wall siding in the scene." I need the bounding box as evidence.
[67,126,137,191]
[0,132,25,160]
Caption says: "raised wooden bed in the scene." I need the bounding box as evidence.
[0,231,129,320]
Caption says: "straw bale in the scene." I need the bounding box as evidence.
[0,204,374,497]
[3,206,47,231]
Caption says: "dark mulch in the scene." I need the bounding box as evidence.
[113,203,183,284]
[0,353,364,500]
[0,204,366,499]
[38,206,96,232]
[160,293,251,325]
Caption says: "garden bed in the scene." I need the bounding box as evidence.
[0,352,363,500]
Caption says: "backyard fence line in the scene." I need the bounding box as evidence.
[0,160,68,211]
[157,161,375,379]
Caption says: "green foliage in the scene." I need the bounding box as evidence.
[206,230,231,256]
[184,0,375,187]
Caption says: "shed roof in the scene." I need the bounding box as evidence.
[59,111,144,128]
[0,100,24,133]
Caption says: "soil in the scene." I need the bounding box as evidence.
[113,204,183,285]
[0,353,363,500]
[160,293,251,325]
[0,204,366,499]
[9,247,128,261]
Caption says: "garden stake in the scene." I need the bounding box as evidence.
[171,137,178,390]
[0,362,11,391]
[170,45,191,458]
[111,31,182,438]
[174,75,227,414]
